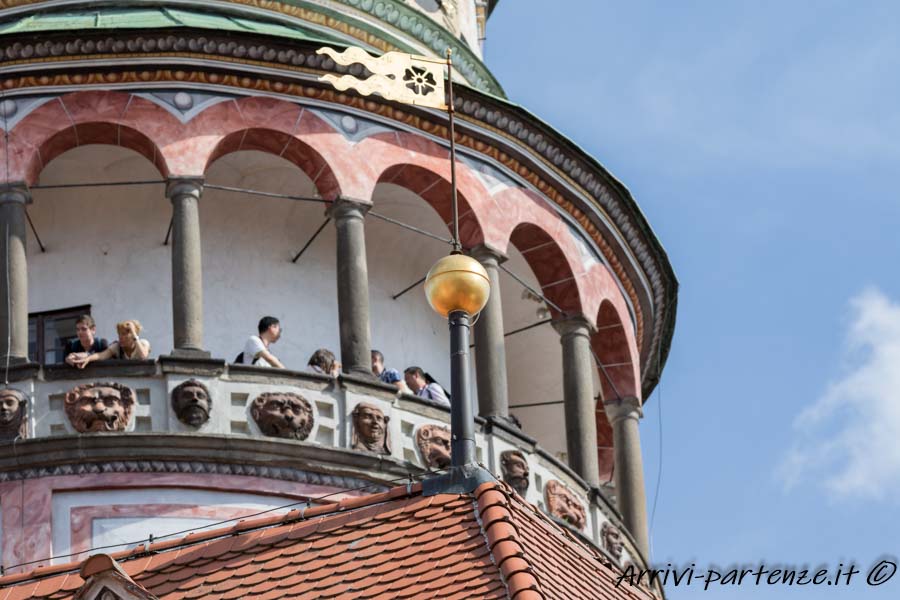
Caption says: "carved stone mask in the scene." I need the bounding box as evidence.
[0,388,26,441]
[351,402,390,454]
[500,450,530,496]
[251,392,314,440]
[415,424,451,469]
[601,521,625,563]
[544,480,586,530]
[171,379,211,428]
[65,383,135,433]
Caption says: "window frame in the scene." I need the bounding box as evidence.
[28,304,92,365]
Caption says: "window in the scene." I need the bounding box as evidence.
[28,305,91,365]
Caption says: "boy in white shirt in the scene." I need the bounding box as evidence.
[242,316,285,368]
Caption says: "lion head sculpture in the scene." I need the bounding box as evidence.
[64,382,135,433]
[250,392,314,440]
[415,423,451,469]
[544,480,587,531]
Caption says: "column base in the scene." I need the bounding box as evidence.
[344,366,376,378]
[167,348,212,359]
[0,359,40,383]
[0,355,30,367]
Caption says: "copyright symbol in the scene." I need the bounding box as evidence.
[867,560,897,586]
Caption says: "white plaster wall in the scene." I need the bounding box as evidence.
[51,488,291,561]
[201,151,341,368]
[28,146,173,357]
[368,183,455,390]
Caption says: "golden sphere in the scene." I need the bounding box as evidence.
[424,254,491,317]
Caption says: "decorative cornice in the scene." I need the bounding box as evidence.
[0,0,504,96]
[0,31,676,396]
[0,457,387,489]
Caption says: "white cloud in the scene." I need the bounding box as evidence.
[779,288,900,500]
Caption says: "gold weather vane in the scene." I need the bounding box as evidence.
[316,47,447,110]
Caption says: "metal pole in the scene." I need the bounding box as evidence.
[449,309,475,466]
[446,49,461,254]
[468,317,552,349]
[391,274,427,300]
[368,211,452,245]
[291,217,331,263]
[163,216,173,246]
[25,210,45,253]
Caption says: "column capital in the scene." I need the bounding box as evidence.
[0,182,31,205]
[468,244,508,266]
[166,177,204,201]
[551,314,595,339]
[327,197,371,221]
[603,395,643,424]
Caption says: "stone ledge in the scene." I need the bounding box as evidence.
[0,361,40,382]
[42,360,158,380]
[225,364,336,388]
[0,433,419,484]
[159,355,226,376]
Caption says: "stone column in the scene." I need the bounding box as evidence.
[604,395,650,560]
[0,184,29,365]
[167,178,209,357]
[471,245,509,419]
[553,316,600,486]
[329,198,372,376]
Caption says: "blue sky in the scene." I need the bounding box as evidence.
[488,2,900,598]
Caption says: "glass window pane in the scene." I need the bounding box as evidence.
[28,318,38,363]
[44,314,79,364]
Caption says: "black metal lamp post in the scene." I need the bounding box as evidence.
[422,254,494,493]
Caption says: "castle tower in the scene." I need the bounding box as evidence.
[0,0,676,590]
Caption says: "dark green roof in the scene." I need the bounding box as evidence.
[0,6,343,44]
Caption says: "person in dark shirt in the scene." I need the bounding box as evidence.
[64,315,108,367]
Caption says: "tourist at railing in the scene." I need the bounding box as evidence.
[72,320,151,368]
[404,366,450,407]
[63,315,109,367]
[308,348,341,377]
[239,316,285,368]
[371,349,410,393]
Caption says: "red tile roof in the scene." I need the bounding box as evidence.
[0,479,657,600]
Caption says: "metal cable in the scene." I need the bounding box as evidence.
[368,211,452,245]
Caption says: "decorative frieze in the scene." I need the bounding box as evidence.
[499,449,529,496]
[601,521,625,564]
[415,423,451,469]
[544,479,587,531]
[171,379,212,428]
[64,383,136,433]
[251,392,314,440]
[351,401,391,454]
[0,388,26,441]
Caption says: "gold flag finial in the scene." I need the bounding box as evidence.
[317,46,447,109]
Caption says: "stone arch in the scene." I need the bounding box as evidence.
[205,128,341,200]
[197,97,365,201]
[6,92,172,184]
[372,163,487,249]
[592,298,641,482]
[506,221,584,317]
[358,131,495,248]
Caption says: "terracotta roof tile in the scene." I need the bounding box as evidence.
[0,476,656,600]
